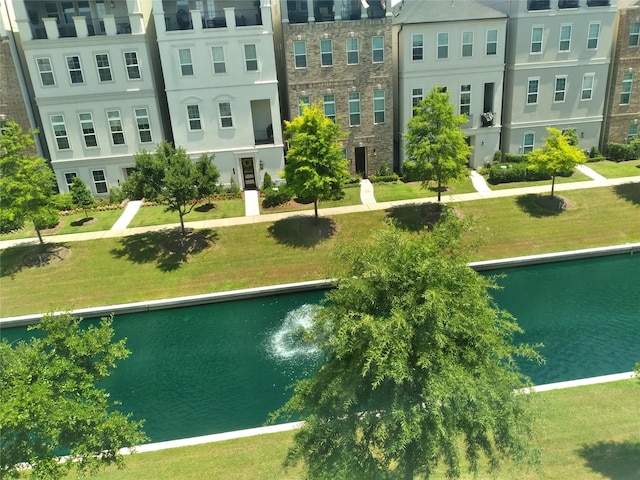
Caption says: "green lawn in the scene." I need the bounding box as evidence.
[373,176,476,202]
[488,170,591,190]
[127,199,245,228]
[259,186,362,214]
[586,159,640,178]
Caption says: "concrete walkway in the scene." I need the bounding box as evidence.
[110,200,142,230]
[469,170,492,196]
[360,179,376,204]
[243,190,260,216]
[576,164,607,181]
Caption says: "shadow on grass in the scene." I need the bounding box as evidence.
[0,244,71,278]
[194,203,215,213]
[576,438,640,480]
[384,203,445,232]
[613,183,640,206]
[70,217,95,227]
[110,228,218,272]
[267,216,337,248]
[515,194,565,218]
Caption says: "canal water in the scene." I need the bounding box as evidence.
[2,254,639,443]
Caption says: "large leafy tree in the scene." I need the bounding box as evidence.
[194,153,221,205]
[284,102,350,222]
[528,127,586,198]
[0,313,146,479]
[69,176,94,218]
[273,212,542,480]
[404,87,471,202]
[0,121,58,244]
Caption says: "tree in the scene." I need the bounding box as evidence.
[404,87,471,202]
[0,313,146,479]
[0,121,58,244]
[528,127,586,198]
[69,176,94,218]
[194,153,220,205]
[284,102,350,222]
[273,212,542,480]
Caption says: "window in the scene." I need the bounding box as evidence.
[372,35,384,63]
[66,55,84,84]
[527,78,540,105]
[107,110,125,144]
[528,0,550,10]
[412,88,423,116]
[95,54,112,82]
[36,58,55,86]
[187,105,202,130]
[64,172,77,191]
[92,169,108,194]
[523,133,535,153]
[554,76,567,103]
[460,84,471,115]
[51,115,70,150]
[586,0,611,6]
[587,22,600,50]
[349,92,360,126]
[462,31,473,57]
[321,39,333,66]
[412,34,423,61]
[78,113,97,147]
[347,37,359,65]
[628,122,639,142]
[135,108,152,143]
[437,32,449,59]
[244,44,258,71]
[621,72,633,105]
[373,90,385,124]
[179,48,194,76]
[211,46,226,74]
[531,26,543,54]
[323,94,335,121]
[559,25,572,52]
[630,22,640,47]
[486,29,498,55]
[581,73,594,100]
[558,0,579,8]
[124,51,141,80]
[293,41,307,68]
[218,102,233,128]
[298,95,310,116]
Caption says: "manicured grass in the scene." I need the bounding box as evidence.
[77,380,640,479]
[488,170,592,190]
[127,199,245,228]
[259,186,363,214]
[373,176,476,202]
[586,159,640,178]
[2,185,638,318]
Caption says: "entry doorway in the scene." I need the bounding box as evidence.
[355,147,366,178]
[241,157,257,190]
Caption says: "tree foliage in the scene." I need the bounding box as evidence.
[70,176,94,218]
[284,102,350,221]
[0,121,58,244]
[194,153,221,205]
[273,212,542,479]
[0,313,146,479]
[404,88,471,201]
[527,127,586,198]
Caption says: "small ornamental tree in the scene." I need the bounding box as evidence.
[69,176,94,218]
[284,102,350,222]
[404,87,471,202]
[528,127,586,198]
[194,153,220,205]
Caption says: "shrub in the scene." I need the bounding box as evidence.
[493,150,502,163]
[606,142,638,162]
[504,153,529,163]
[227,177,241,195]
[262,172,273,190]
[587,156,606,163]
[50,193,75,211]
[401,160,422,182]
[589,146,601,158]
[0,208,25,234]
[108,186,127,204]
[487,163,551,184]
[375,163,393,177]
[262,186,292,208]
[344,175,361,186]
[34,208,60,230]
[370,174,399,183]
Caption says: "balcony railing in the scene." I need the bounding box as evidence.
[234,7,262,26]
[586,0,610,6]
[254,127,274,145]
[202,12,227,28]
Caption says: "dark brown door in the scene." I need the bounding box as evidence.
[241,158,257,190]
[355,147,366,177]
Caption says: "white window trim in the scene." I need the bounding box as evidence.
[187,104,203,131]
[178,48,194,76]
[373,89,385,125]
[211,46,226,74]
[630,22,640,47]
[134,107,153,143]
[78,112,98,148]
[459,84,471,115]
[587,22,600,50]
[243,44,259,72]
[527,77,540,105]
[218,102,233,129]
[63,172,78,192]
[349,92,361,127]
[107,110,126,145]
[372,35,384,63]
[581,73,595,101]
[297,95,310,116]
[293,40,307,69]
[66,55,84,85]
[95,53,113,82]
[461,31,473,58]
[51,114,70,151]
[559,24,572,53]
[346,37,359,65]
[123,51,141,80]
[323,94,336,120]
[320,39,333,67]
[36,57,56,87]
[437,32,449,59]
[554,75,568,103]
[92,169,109,195]
[620,72,633,105]
[531,26,544,54]
[412,34,423,61]
[523,132,535,154]
[486,29,498,56]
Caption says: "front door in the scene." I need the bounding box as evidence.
[355,147,366,178]
[241,158,257,190]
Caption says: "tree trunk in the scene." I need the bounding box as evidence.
[313,199,319,224]
[404,442,416,480]
[34,224,44,245]
[179,211,186,236]
[437,178,442,203]
[551,172,557,198]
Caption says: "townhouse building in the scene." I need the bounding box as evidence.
[272,0,394,177]
[393,0,507,169]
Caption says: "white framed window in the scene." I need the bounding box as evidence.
[628,122,639,142]
[179,48,194,76]
[51,114,70,150]
[486,29,498,55]
[412,88,423,116]
[437,32,449,59]
[293,41,307,68]
[587,22,600,50]
[460,84,471,115]
[321,39,333,66]
[244,44,258,71]
[218,102,233,128]
[349,92,360,126]
[412,34,423,61]
[92,169,108,194]
[462,31,473,57]
[78,112,98,147]
[107,110,125,144]
[373,89,385,124]
[531,26,543,54]
[323,94,335,121]
[347,37,359,65]
[554,76,567,103]
[135,108,152,143]
[581,73,594,100]
[187,105,202,130]
[372,35,384,63]
[620,72,633,105]
[630,22,640,47]
[523,133,535,154]
[211,46,226,74]
[36,57,55,86]
[559,24,572,52]
[64,172,77,191]
[66,55,84,84]
[298,95,310,116]
[95,53,112,82]
[124,51,141,80]
[527,78,540,105]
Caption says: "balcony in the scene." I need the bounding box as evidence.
[480,112,494,127]
[251,100,275,146]
[287,0,385,23]
[165,6,262,31]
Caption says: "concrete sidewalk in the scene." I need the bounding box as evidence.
[110,200,142,230]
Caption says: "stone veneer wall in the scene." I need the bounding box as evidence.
[0,38,32,135]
